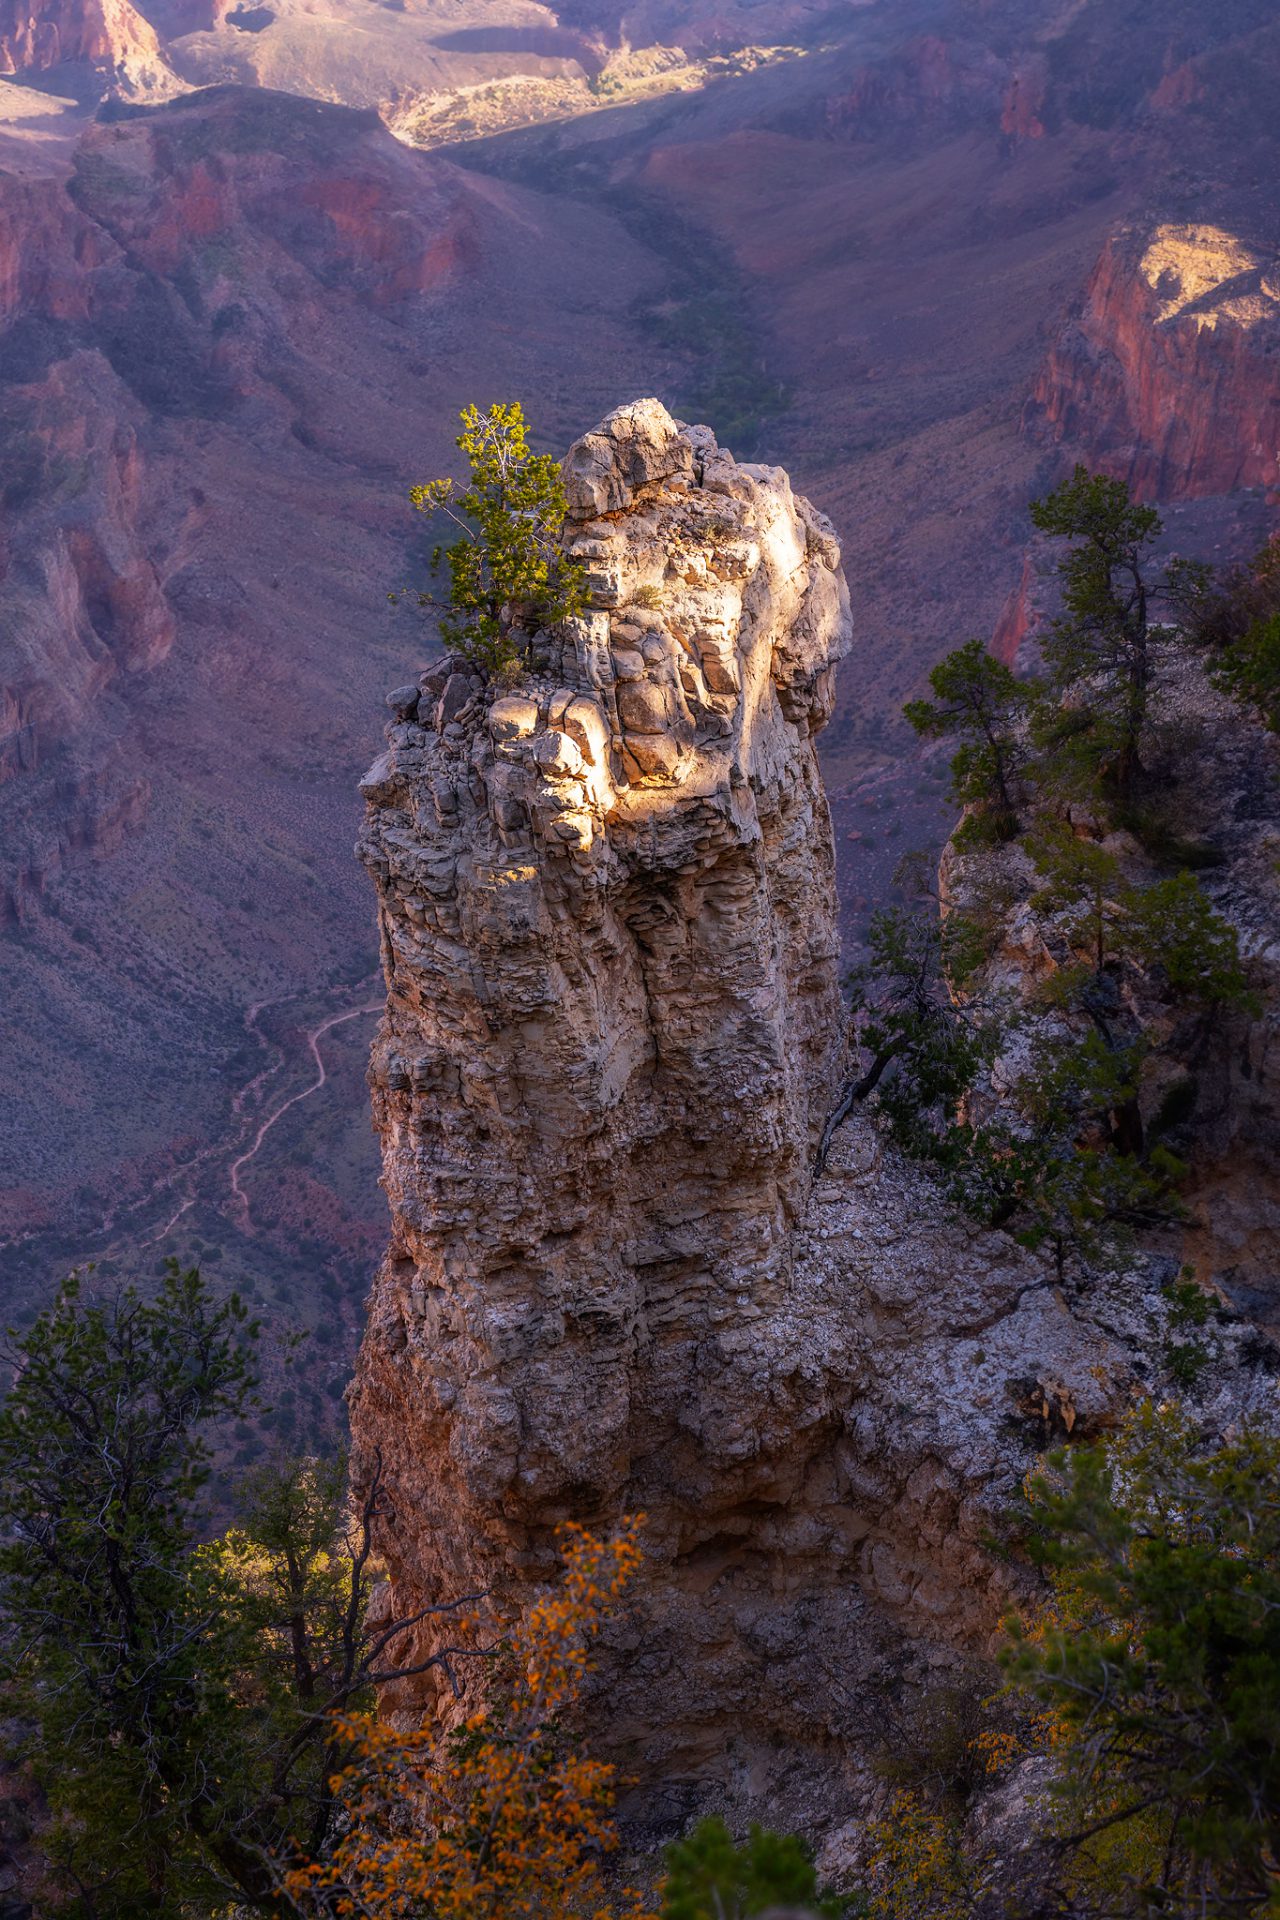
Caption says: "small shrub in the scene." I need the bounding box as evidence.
[662,1816,840,1920]
[404,401,585,676]
[870,1680,996,1813]
[1161,1269,1213,1329]
[860,1791,977,1920]
[1163,1339,1211,1389]
[1212,608,1280,731]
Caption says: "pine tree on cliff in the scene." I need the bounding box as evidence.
[406,401,585,676]
[0,1264,485,1916]
[1029,466,1163,811]
[1004,1403,1280,1916]
[904,638,1033,842]
[1168,533,1280,731]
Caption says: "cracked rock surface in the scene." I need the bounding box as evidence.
[349,401,1277,1822]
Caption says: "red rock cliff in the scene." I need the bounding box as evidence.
[1028,223,1280,502]
[0,0,179,97]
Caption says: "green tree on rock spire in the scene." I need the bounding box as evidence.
[408,401,585,676]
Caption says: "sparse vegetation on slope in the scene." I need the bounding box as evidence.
[1006,1402,1280,1917]
[832,470,1267,1282]
[1175,536,1280,734]
[874,1404,1280,1920]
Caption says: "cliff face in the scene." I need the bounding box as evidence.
[822,32,1014,142]
[353,397,853,1616]
[351,403,1203,1809]
[0,0,180,97]
[0,171,173,919]
[1028,224,1280,502]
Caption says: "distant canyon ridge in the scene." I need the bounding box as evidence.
[0,0,1278,1438]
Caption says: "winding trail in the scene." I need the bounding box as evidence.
[0,978,382,1265]
[228,1002,382,1228]
[133,1194,197,1253]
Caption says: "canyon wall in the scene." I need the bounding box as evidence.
[351,402,1174,1812]
[0,182,174,920]
[0,0,179,97]
[0,83,481,921]
[1028,223,1280,502]
[352,397,853,1630]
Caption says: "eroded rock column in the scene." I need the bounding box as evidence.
[349,405,1180,1818]
[351,398,852,1662]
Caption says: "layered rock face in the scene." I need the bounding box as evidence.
[351,403,1182,1807]
[1028,224,1280,501]
[0,0,180,97]
[353,399,853,1621]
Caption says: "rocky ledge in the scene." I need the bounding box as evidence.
[348,401,1269,1831]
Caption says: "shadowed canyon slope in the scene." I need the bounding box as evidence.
[2,0,1280,1435]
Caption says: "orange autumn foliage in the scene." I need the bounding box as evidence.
[285,1519,655,1920]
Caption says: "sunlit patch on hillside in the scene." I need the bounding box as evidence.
[390,42,809,150]
[1141,222,1280,331]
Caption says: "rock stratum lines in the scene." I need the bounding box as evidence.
[349,401,1189,1808]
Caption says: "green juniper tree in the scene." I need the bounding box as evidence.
[1004,1403,1280,1918]
[1028,822,1131,988]
[0,1264,477,1918]
[826,834,1218,1273]
[1027,825,1150,1162]
[867,1404,1280,1920]
[1168,533,1280,658]
[946,1032,1185,1279]
[1165,530,1280,737]
[905,638,1033,842]
[407,401,585,676]
[0,1265,258,1915]
[1126,869,1258,1015]
[662,1817,842,1920]
[1027,829,1253,1021]
[816,887,998,1176]
[1210,608,1280,733]
[1029,466,1164,809]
